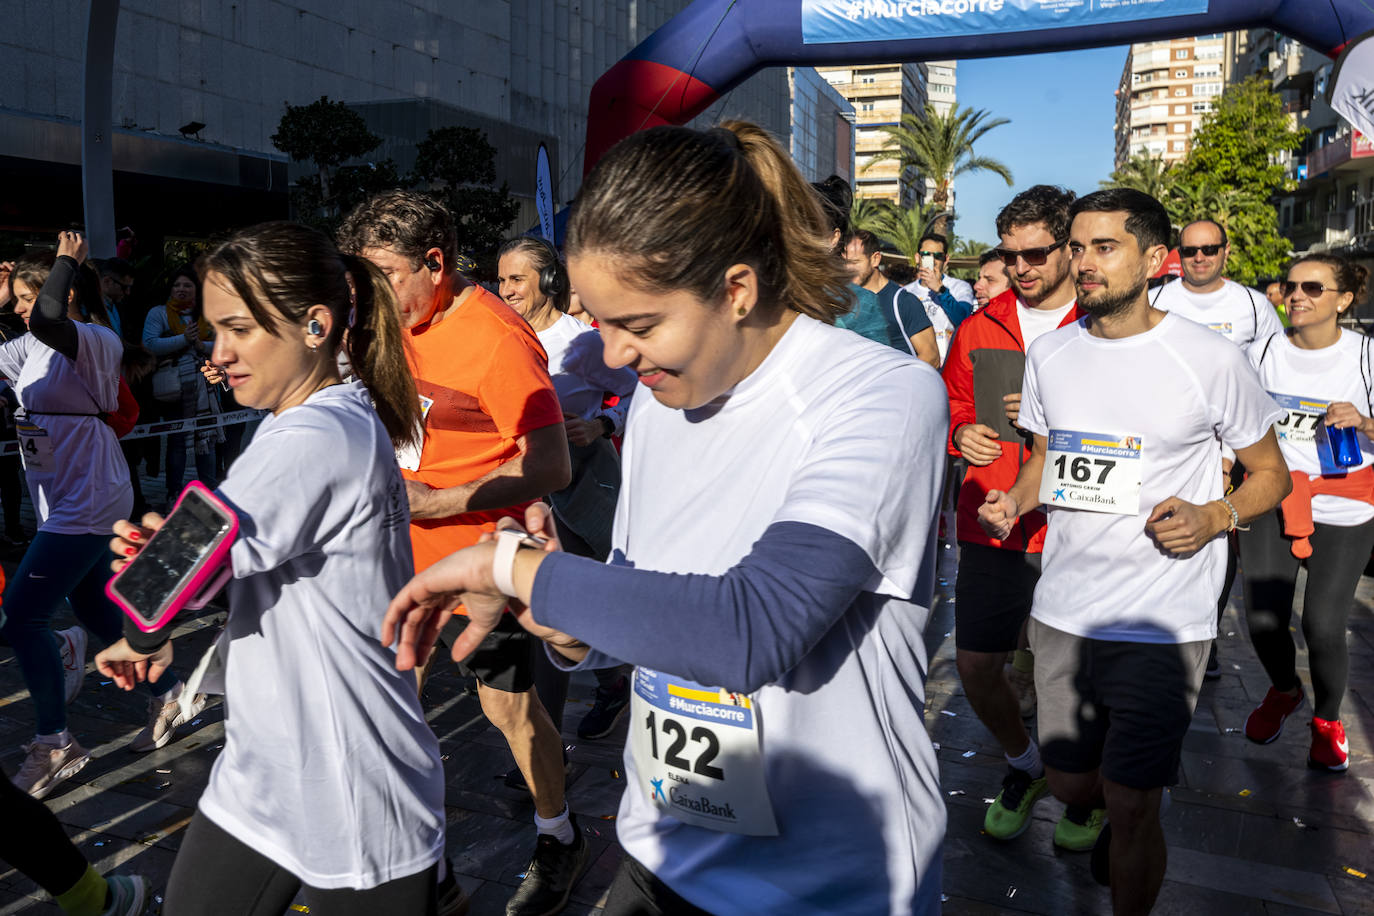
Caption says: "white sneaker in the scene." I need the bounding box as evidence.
[12,734,90,799]
[129,684,208,753]
[57,627,89,704]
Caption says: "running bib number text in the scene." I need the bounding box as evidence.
[1041,429,1144,515]
[1270,392,1344,474]
[629,668,778,836]
[16,423,53,472]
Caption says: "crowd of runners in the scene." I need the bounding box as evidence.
[0,119,1369,916]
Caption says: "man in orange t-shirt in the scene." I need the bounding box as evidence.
[340,193,578,916]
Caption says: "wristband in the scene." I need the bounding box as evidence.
[1217,496,1242,533]
[492,529,524,597]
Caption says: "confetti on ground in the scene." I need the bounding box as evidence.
[941,895,949,903]
[961,750,976,758]
[1007,886,1017,898]
[290,906,310,913]
[948,789,966,796]
[156,768,171,775]
[440,754,450,761]
[941,710,958,717]
[1292,817,1307,828]
[1344,867,1366,879]
[1238,789,1252,797]
[612,769,621,779]
[932,742,941,751]
[93,840,105,847]
[1227,631,1235,637]
[1223,727,1240,734]
[1233,664,1241,670]
[600,814,617,820]
[983,797,995,804]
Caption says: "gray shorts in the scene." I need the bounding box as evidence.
[1028,617,1208,789]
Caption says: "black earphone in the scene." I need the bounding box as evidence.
[529,236,569,306]
[424,256,441,272]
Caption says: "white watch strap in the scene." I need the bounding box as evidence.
[492,529,523,597]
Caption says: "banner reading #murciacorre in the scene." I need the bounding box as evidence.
[801,0,1211,45]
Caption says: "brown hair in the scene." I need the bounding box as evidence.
[336,190,457,272]
[565,121,852,322]
[1289,253,1369,303]
[10,252,112,329]
[200,221,421,448]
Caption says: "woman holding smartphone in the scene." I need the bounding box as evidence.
[1,233,193,799]
[96,222,447,915]
[1240,253,1374,773]
[384,122,949,915]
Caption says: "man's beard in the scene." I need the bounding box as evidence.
[1076,274,1146,320]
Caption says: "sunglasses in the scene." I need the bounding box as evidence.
[918,250,947,261]
[996,237,1068,267]
[1282,281,1345,298]
[1179,244,1224,258]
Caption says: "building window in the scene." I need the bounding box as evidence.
[861,102,874,112]
[861,76,875,84]
[1192,102,1212,113]
[1173,122,1188,133]
[1175,49,1189,59]
[1174,88,1187,97]
[1171,141,1185,151]
[1174,105,1186,114]
[1175,69,1188,78]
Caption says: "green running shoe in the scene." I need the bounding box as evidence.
[983,767,1049,840]
[1054,804,1106,851]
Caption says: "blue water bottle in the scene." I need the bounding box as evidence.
[1329,423,1363,468]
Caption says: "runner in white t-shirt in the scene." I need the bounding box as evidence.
[1150,220,1287,679]
[1,233,198,801]
[1239,253,1374,773]
[385,121,948,916]
[979,189,1289,915]
[96,223,446,915]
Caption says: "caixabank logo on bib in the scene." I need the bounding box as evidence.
[649,778,739,824]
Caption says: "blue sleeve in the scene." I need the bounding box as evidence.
[531,521,879,693]
[933,288,972,328]
[896,290,931,335]
[143,308,190,357]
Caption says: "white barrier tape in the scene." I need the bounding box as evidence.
[0,408,267,456]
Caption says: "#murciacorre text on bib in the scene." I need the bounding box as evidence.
[1041,429,1144,515]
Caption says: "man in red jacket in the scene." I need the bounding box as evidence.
[942,186,1095,846]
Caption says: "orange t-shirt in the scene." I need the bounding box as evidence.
[403,285,563,575]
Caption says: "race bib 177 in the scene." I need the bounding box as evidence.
[629,668,778,836]
[1041,429,1144,516]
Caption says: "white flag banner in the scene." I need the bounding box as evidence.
[1329,29,1374,140]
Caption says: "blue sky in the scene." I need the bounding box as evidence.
[950,46,1130,247]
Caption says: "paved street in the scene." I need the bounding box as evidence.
[0,474,1370,913]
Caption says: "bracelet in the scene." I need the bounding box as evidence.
[492,528,524,597]
[1217,496,1242,533]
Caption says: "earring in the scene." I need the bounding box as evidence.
[737,306,747,317]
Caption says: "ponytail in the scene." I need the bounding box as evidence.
[566,120,852,323]
[341,254,422,449]
[202,221,421,449]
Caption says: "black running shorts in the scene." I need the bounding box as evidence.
[438,612,537,693]
[953,542,1042,653]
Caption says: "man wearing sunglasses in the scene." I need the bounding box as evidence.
[1152,220,1283,349]
[901,232,976,365]
[1152,220,1284,681]
[941,185,1085,849]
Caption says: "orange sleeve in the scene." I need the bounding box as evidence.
[477,329,565,441]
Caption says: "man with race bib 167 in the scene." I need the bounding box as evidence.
[979,188,1290,916]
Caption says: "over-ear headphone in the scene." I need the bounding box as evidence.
[307,318,323,336]
[529,236,569,306]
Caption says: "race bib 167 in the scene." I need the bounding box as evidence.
[1041,429,1144,516]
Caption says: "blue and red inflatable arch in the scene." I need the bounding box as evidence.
[585,0,1374,173]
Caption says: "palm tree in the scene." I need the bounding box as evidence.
[1101,153,1175,198]
[864,104,1013,236]
[870,202,952,265]
[850,196,897,237]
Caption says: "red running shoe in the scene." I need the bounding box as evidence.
[1308,717,1349,772]
[1244,685,1304,744]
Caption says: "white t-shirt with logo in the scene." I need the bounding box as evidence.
[1250,330,1374,526]
[1018,299,1076,350]
[198,382,445,889]
[610,316,947,915]
[1152,278,1284,349]
[0,323,131,534]
[1020,313,1284,644]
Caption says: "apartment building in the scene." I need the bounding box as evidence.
[1114,34,1229,168]
[816,63,929,206]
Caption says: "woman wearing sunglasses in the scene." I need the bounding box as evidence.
[1240,253,1374,772]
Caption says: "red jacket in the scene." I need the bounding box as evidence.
[942,289,1081,552]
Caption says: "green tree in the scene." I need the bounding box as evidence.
[271,97,387,223]
[1169,76,1308,284]
[849,196,896,237]
[869,202,952,265]
[1101,153,1175,198]
[865,104,1012,236]
[410,126,519,259]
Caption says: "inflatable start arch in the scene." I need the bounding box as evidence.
[584,0,1374,173]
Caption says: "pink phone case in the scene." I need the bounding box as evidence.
[105,481,239,634]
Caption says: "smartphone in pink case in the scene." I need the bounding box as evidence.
[106,481,239,634]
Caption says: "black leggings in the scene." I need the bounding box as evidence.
[0,768,88,898]
[164,811,437,916]
[1240,509,1374,721]
[602,855,715,916]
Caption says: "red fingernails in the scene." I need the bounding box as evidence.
[128,531,141,540]
[124,547,137,556]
